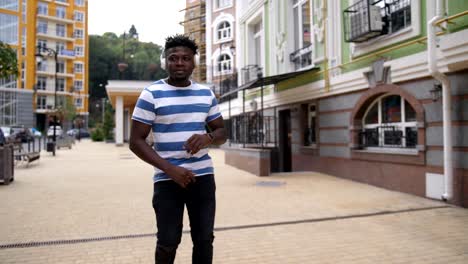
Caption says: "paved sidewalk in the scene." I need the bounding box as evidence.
[0,140,467,263]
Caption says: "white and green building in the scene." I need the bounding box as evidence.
[216,0,468,207]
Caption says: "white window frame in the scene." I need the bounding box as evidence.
[37,2,48,15]
[74,45,84,57]
[214,0,233,11]
[216,21,232,42]
[74,0,84,6]
[37,76,47,90]
[74,62,83,73]
[37,95,47,109]
[56,78,65,92]
[351,0,421,57]
[74,11,84,22]
[56,6,66,19]
[74,97,83,108]
[216,53,232,75]
[73,80,83,91]
[56,24,66,37]
[362,94,417,150]
[74,28,84,39]
[37,20,48,34]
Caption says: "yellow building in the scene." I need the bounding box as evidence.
[0,0,89,131]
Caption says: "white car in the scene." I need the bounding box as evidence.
[47,126,63,137]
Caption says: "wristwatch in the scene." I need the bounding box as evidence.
[206,133,214,143]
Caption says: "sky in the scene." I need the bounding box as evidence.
[88,0,186,46]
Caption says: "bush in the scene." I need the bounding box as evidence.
[91,127,104,141]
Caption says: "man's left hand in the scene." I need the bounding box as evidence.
[184,134,211,155]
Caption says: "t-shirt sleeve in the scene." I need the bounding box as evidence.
[206,89,221,122]
[132,88,156,125]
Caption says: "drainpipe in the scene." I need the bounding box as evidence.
[427,0,453,201]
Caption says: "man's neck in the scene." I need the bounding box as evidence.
[166,77,191,87]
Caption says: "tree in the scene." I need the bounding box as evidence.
[0,41,19,79]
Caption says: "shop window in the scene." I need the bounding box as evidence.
[360,94,417,149]
[304,103,316,146]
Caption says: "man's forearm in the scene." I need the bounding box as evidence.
[210,128,227,145]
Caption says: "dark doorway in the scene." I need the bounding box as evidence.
[278,109,292,172]
[36,114,46,132]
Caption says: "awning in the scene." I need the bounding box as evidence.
[219,67,320,98]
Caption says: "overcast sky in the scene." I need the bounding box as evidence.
[88,0,186,46]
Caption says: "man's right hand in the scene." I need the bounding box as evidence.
[165,165,196,188]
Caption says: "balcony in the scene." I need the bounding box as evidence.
[290,44,314,70]
[343,0,386,42]
[241,65,262,85]
[36,31,75,42]
[37,13,74,24]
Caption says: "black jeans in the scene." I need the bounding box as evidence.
[153,174,216,264]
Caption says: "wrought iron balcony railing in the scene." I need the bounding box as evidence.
[290,44,314,70]
[241,64,262,85]
[359,125,417,149]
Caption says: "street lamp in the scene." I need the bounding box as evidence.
[35,45,58,156]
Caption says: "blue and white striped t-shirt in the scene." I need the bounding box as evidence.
[132,79,222,182]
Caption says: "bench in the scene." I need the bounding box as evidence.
[14,152,40,166]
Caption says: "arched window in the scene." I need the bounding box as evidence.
[217,54,232,73]
[217,21,231,41]
[361,94,417,148]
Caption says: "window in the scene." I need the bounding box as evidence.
[374,0,411,34]
[37,76,47,90]
[57,61,65,73]
[37,95,47,109]
[215,0,231,9]
[217,54,232,74]
[37,61,47,71]
[37,2,48,15]
[0,13,19,44]
[304,104,316,146]
[57,78,65,92]
[74,63,83,73]
[73,80,83,91]
[253,21,262,66]
[74,0,84,6]
[21,0,26,21]
[361,94,417,149]
[56,41,65,54]
[56,6,66,19]
[74,46,83,56]
[37,20,47,34]
[74,98,83,108]
[56,24,66,37]
[0,0,19,11]
[291,0,312,70]
[37,39,47,49]
[216,21,231,41]
[74,11,84,22]
[74,29,83,39]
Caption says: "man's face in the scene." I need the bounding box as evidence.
[165,46,195,81]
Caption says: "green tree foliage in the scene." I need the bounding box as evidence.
[0,41,19,79]
[88,32,167,125]
[102,101,114,140]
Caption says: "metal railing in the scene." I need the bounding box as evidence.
[359,125,417,148]
[290,43,314,70]
[228,114,276,146]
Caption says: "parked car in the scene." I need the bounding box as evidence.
[67,128,90,138]
[10,126,34,143]
[0,126,11,139]
[47,126,63,137]
[30,127,42,137]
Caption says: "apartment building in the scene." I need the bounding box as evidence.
[205,0,237,103]
[219,0,468,208]
[181,0,207,83]
[0,0,89,131]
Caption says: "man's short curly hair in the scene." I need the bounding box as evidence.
[164,34,198,55]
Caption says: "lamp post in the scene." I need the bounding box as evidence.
[35,45,58,156]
